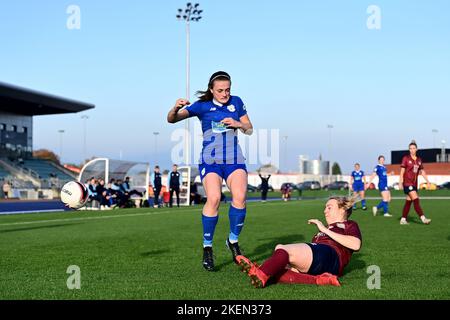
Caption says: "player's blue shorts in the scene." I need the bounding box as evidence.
[352,183,364,192]
[403,185,418,195]
[199,162,247,181]
[306,243,340,276]
[378,183,389,192]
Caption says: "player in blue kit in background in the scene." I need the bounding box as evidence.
[167,71,254,271]
[350,163,367,211]
[366,155,393,217]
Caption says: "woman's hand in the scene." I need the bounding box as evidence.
[308,219,328,233]
[221,117,241,129]
[174,98,190,110]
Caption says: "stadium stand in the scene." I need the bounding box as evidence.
[21,159,74,181]
[0,166,10,179]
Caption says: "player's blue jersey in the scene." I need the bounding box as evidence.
[374,165,388,186]
[351,171,365,185]
[185,96,247,165]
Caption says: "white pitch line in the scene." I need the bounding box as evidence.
[0,209,65,215]
[0,209,178,227]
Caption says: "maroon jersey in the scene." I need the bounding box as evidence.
[401,155,424,187]
[312,220,362,276]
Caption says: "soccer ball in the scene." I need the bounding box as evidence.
[60,181,89,209]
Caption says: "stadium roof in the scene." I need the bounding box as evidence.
[0,81,95,116]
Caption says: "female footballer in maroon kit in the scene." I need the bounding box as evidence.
[399,141,432,225]
[236,196,362,287]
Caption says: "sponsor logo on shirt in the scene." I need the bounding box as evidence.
[211,120,232,133]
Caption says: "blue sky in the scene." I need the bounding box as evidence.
[0,0,449,173]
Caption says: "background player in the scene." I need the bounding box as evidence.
[366,155,393,217]
[167,71,253,271]
[399,141,432,225]
[350,163,367,210]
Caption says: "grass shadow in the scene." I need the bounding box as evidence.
[0,223,84,233]
[214,234,305,271]
[342,253,367,276]
[250,234,306,262]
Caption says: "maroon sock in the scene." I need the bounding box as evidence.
[274,269,317,285]
[260,249,289,278]
[413,198,424,217]
[402,200,412,219]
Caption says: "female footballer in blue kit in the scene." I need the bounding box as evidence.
[167,71,253,271]
[350,163,367,210]
[366,155,393,217]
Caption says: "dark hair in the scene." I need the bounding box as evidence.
[409,140,417,148]
[196,71,231,102]
[378,155,385,160]
[155,165,159,169]
[354,163,360,166]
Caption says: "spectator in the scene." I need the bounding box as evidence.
[259,173,271,203]
[2,181,11,199]
[122,176,144,198]
[110,178,128,208]
[88,178,99,201]
[147,184,155,207]
[151,165,163,208]
[97,179,112,210]
[169,164,182,207]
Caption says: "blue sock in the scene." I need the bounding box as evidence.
[228,205,246,243]
[361,199,366,208]
[377,201,384,209]
[382,201,389,213]
[202,214,218,247]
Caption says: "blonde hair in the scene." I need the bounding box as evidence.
[328,195,358,217]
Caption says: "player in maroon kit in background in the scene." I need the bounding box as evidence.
[399,140,432,225]
[235,196,362,288]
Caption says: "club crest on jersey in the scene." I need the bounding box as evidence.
[227,105,236,112]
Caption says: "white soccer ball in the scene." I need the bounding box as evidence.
[60,181,89,209]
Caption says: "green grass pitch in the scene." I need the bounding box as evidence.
[0,197,449,299]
